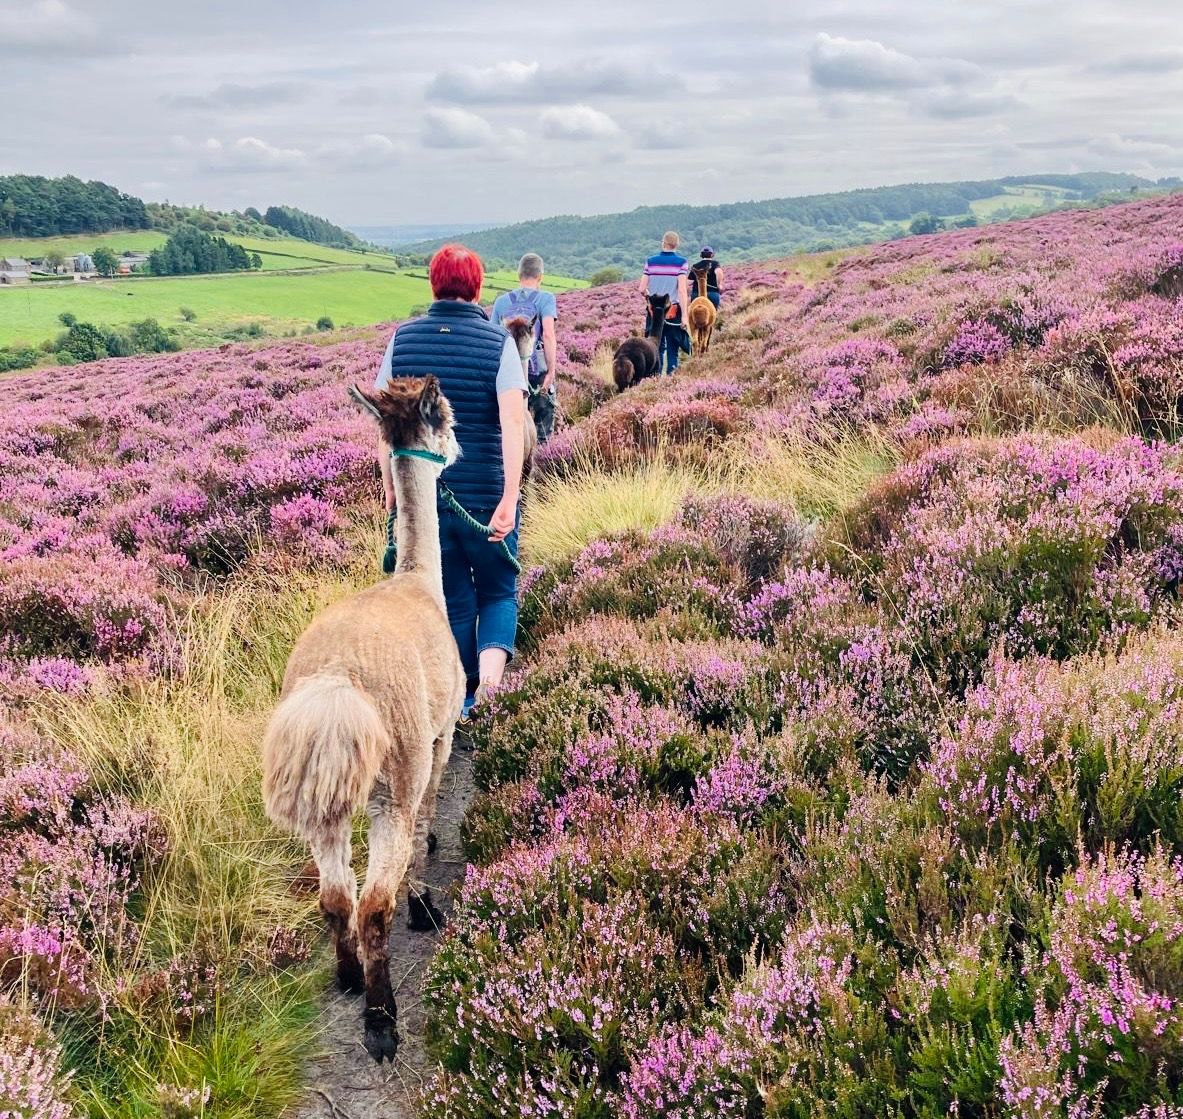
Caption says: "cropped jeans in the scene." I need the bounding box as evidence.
[439,502,520,692]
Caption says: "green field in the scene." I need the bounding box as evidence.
[0,236,588,349]
[970,184,1076,219]
[0,230,405,272]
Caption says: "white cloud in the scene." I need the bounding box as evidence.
[809,33,1017,121]
[174,135,308,173]
[1087,133,1181,162]
[920,90,1021,119]
[421,107,497,149]
[427,61,540,102]
[539,104,621,141]
[809,33,981,92]
[428,57,682,103]
[318,132,405,169]
[636,122,690,150]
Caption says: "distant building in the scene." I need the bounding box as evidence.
[117,252,150,274]
[0,257,30,284]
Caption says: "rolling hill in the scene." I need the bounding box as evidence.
[402,171,1179,277]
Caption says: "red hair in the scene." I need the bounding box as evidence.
[429,243,484,301]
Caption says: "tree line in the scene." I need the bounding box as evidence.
[0,175,149,237]
[258,205,362,249]
[0,174,372,254]
[407,172,1166,278]
[146,226,262,276]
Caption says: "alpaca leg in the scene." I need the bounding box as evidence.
[310,820,362,994]
[407,728,454,932]
[357,780,414,1063]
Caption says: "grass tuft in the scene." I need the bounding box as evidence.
[727,429,899,522]
[523,456,716,567]
[30,564,373,1117]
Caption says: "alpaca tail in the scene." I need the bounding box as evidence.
[262,674,389,839]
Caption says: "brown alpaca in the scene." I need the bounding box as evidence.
[503,316,540,473]
[261,375,465,1064]
[613,294,670,392]
[687,266,717,356]
[612,336,659,392]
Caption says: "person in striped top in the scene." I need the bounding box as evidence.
[639,230,690,374]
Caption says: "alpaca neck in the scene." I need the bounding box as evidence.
[392,455,444,607]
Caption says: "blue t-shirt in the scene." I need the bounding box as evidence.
[490,287,558,327]
[490,287,557,378]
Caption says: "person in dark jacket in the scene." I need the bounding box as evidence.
[689,246,722,310]
[374,244,527,716]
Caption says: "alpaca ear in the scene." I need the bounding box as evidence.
[349,384,385,423]
[418,375,443,427]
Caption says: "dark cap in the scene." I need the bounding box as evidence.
[700,246,714,257]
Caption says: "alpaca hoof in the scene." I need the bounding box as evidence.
[426,831,438,855]
[407,889,446,932]
[362,1008,398,1063]
[336,956,365,996]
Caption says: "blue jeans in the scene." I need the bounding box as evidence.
[439,503,520,688]
[707,291,721,310]
[659,326,681,374]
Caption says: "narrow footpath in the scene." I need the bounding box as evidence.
[288,746,475,1119]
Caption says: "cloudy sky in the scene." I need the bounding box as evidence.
[2,0,1181,226]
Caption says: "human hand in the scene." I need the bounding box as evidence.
[542,372,556,392]
[487,493,518,542]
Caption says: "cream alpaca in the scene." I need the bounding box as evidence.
[262,375,465,1063]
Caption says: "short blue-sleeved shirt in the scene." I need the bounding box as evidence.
[489,287,557,327]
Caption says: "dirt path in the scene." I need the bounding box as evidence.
[287,743,474,1119]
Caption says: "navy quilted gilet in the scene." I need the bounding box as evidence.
[387,300,509,512]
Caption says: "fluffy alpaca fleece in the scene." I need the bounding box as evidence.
[687,293,717,356]
[612,336,660,392]
[262,375,465,1063]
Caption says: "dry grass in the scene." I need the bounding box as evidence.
[588,344,618,392]
[726,428,900,521]
[30,562,373,1117]
[523,454,721,566]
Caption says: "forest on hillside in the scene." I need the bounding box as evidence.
[406,171,1175,277]
[0,175,150,237]
[0,174,371,251]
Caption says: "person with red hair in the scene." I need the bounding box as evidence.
[374,244,528,717]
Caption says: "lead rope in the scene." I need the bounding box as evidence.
[382,450,521,575]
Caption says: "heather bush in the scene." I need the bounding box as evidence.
[898,919,1030,1117]
[1000,845,1183,1118]
[925,634,1183,865]
[675,491,806,588]
[833,435,1183,693]
[525,526,743,645]
[0,1000,76,1119]
[426,804,792,1114]
[620,921,904,1119]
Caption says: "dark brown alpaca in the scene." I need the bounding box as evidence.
[612,294,670,392]
[612,337,659,392]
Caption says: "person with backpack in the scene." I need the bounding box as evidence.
[689,246,722,310]
[639,231,690,375]
[490,252,558,443]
